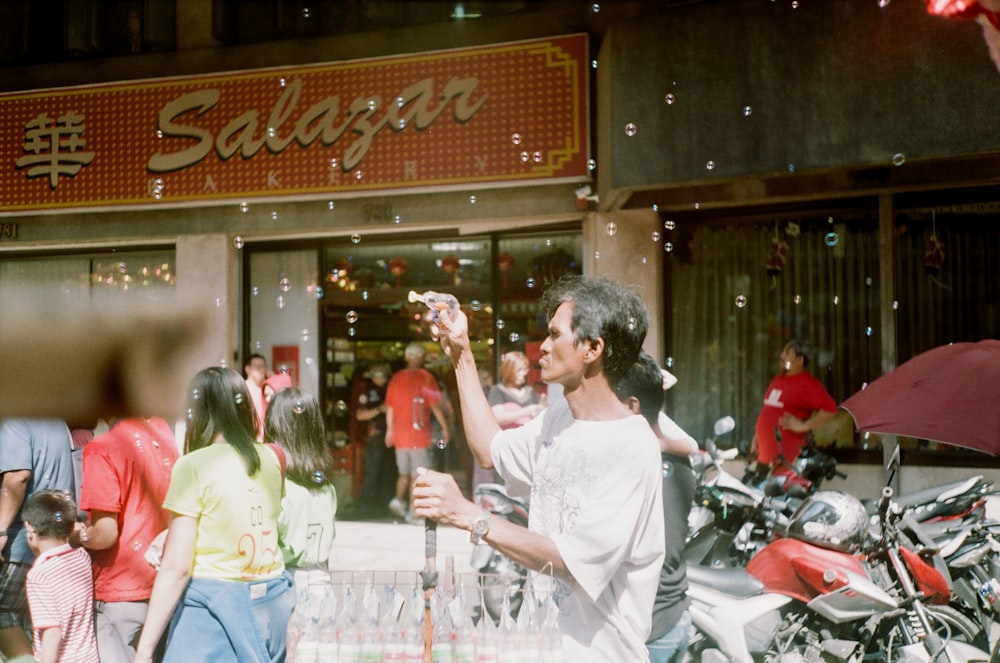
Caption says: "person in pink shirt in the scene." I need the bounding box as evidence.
[244,354,268,439]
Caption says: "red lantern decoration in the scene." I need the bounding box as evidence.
[498,252,516,288]
[388,257,408,288]
[440,254,460,285]
[765,235,789,290]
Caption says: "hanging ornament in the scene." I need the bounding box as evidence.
[498,252,516,288]
[923,212,952,290]
[440,255,460,285]
[765,224,790,289]
[388,257,408,288]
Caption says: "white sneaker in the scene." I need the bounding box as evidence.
[388,498,407,518]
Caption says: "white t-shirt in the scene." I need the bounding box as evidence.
[491,400,665,662]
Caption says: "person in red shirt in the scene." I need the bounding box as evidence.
[75,417,178,663]
[384,344,450,523]
[750,339,838,466]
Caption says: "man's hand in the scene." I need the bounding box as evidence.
[431,308,472,366]
[779,413,808,434]
[411,467,478,530]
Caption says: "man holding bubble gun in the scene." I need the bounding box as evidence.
[410,276,665,663]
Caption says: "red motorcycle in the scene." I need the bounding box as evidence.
[687,488,991,662]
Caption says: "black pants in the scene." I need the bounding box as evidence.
[360,434,396,506]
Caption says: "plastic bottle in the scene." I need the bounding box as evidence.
[286,587,309,662]
[317,592,339,663]
[474,611,498,663]
[383,625,406,662]
[431,595,455,663]
[402,625,425,662]
[295,616,321,663]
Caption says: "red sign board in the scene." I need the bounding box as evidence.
[0,35,589,215]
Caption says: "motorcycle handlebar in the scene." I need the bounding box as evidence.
[878,486,894,517]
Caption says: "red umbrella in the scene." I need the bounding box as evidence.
[840,339,1000,455]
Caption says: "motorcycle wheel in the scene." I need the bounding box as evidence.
[924,604,990,652]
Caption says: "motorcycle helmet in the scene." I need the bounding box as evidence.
[786,490,869,553]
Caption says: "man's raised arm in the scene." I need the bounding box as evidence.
[433,307,501,469]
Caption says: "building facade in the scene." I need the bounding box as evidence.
[1,0,997,498]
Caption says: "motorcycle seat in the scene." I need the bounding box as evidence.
[686,563,764,598]
[862,476,983,514]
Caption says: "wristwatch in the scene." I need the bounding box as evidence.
[470,510,490,544]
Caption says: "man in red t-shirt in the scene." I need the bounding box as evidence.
[751,340,838,466]
[385,344,450,522]
[76,417,178,663]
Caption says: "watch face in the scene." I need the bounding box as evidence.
[471,514,489,543]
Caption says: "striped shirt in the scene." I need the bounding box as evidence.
[27,544,99,663]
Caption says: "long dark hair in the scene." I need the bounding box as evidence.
[184,366,261,475]
[263,387,336,491]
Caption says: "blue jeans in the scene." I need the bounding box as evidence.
[164,573,294,663]
[646,610,691,663]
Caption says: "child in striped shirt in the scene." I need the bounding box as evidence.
[22,490,99,663]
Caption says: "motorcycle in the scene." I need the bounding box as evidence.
[742,430,845,498]
[686,417,802,568]
[470,482,529,623]
[686,486,992,662]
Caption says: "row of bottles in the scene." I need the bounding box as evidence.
[286,572,564,663]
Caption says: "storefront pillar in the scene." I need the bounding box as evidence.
[175,233,239,371]
[584,209,664,361]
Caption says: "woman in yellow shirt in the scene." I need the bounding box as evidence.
[134,366,292,663]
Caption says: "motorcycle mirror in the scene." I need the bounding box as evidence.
[713,416,736,437]
[718,448,739,461]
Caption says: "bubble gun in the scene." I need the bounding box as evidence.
[407,290,459,323]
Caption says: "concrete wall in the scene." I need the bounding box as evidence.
[598,0,1000,205]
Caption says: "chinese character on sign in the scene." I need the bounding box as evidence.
[15,111,96,188]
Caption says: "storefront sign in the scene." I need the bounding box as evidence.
[0,34,589,215]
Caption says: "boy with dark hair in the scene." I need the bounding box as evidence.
[615,352,697,663]
[22,490,98,663]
